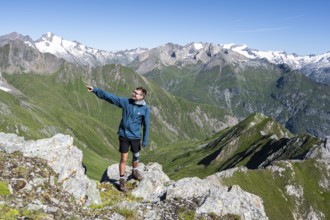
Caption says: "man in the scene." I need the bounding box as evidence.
[87,86,150,192]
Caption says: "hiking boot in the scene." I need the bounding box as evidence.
[132,169,143,181]
[119,178,127,192]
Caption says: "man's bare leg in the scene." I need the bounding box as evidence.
[119,152,128,176]
[119,153,128,192]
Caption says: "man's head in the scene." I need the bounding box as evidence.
[132,87,147,101]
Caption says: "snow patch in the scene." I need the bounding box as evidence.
[0,86,11,92]
[193,43,203,50]
[0,80,11,92]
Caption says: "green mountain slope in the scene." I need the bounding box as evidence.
[1,62,234,180]
[140,58,330,139]
[221,159,330,220]
[144,113,324,180]
[271,70,330,137]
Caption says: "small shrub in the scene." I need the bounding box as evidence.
[178,208,196,220]
[0,181,10,195]
[112,206,135,218]
[207,212,241,220]
[12,166,29,179]
[0,206,20,220]
[21,209,49,219]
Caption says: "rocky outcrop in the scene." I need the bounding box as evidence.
[0,132,268,219]
[0,151,92,218]
[305,135,330,160]
[0,132,101,205]
[106,162,268,220]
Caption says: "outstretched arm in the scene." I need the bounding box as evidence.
[86,86,123,108]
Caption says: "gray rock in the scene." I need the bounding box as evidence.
[131,163,170,202]
[165,175,268,220]
[106,160,268,219]
[0,132,101,205]
[166,177,212,200]
[197,185,268,220]
[305,136,330,160]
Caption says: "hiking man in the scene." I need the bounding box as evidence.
[86,86,150,192]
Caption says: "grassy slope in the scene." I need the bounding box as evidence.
[145,63,282,116]
[144,113,321,181]
[1,64,232,180]
[221,159,330,220]
[144,62,330,139]
[272,70,330,135]
[1,74,119,180]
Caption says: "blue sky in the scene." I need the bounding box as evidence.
[1,0,329,55]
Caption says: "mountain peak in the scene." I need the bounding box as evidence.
[40,32,57,40]
[37,32,67,46]
[2,32,24,39]
[39,32,82,47]
[193,42,204,50]
[0,32,33,45]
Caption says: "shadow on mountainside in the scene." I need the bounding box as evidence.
[198,135,315,171]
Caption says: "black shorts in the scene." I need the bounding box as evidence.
[119,136,141,153]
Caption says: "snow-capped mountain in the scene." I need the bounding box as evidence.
[1,32,329,84]
[0,32,145,67]
[222,44,330,84]
[130,41,330,83]
[223,44,330,69]
[33,32,147,66]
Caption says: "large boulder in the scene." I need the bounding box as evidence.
[166,175,268,220]
[0,132,101,205]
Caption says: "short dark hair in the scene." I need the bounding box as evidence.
[136,87,147,96]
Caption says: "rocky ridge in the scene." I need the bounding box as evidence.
[0,132,268,219]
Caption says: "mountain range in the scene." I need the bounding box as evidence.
[2,32,329,84]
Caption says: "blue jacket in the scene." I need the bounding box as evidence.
[93,87,150,146]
